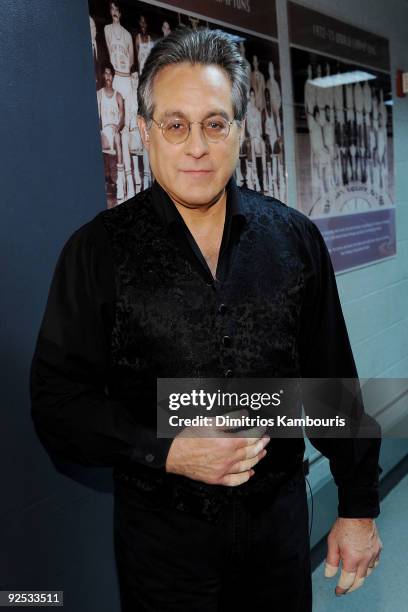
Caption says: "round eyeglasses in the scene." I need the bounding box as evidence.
[150,115,235,144]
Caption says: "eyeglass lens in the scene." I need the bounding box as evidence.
[161,116,231,143]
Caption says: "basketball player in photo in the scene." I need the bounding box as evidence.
[127,64,145,193]
[246,88,267,192]
[354,81,365,182]
[263,87,279,198]
[333,73,347,186]
[161,21,171,38]
[97,63,126,205]
[104,2,133,102]
[250,55,266,112]
[266,60,285,200]
[90,16,104,89]
[266,61,282,139]
[304,64,317,117]
[104,1,134,200]
[135,14,154,75]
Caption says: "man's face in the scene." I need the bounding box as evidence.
[104,68,114,87]
[138,63,244,208]
[139,15,147,33]
[110,3,121,23]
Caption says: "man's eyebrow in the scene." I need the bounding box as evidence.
[160,109,231,120]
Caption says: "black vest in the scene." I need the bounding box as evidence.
[100,186,308,517]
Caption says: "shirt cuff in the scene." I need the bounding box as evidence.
[337,485,380,518]
[130,436,174,470]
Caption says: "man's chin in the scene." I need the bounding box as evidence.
[174,184,225,207]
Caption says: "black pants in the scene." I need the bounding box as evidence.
[113,470,312,611]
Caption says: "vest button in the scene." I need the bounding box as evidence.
[224,369,234,378]
[222,335,233,347]
[145,454,155,463]
[218,303,227,315]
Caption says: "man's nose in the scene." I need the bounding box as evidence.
[184,123,209,157]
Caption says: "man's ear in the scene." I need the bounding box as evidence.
[137,115,150,150]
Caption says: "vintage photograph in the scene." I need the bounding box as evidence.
[292,49,394,218]
[88,0,285,207]
[289,1,396,272]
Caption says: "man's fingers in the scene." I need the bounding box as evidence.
[335,567,356,594]
[229,449,267,473]
[239,436,270,460]
[345,563,369,593]
[366,554,380,577]
[220,469,254,487]
[367,555,381,575]
[333,546,382,595]
[324,540,340,578]
[216,413,266,440]
[345,576,365,593]
[324,562,339,578]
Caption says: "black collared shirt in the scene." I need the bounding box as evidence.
[30,178,381,518]
[150,177,246,286]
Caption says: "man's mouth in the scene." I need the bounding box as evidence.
[180,170,213,174]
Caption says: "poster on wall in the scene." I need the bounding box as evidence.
[87,0,286,208]
[289,1,396,273]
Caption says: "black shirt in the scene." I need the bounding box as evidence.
[150,177,246,286]
[30,177,381,518]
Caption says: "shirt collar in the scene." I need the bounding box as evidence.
[150,175,247,230]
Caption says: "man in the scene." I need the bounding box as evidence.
[104,1,134,199]
[126,64,144,193]
[250,54,266,112]
[31,28,382,612]
[96,63,125,204]
[246,87,266,192]
[266,60,282,138]
[135,14,154,75]
[89,15,108,89]
[262,87,279,198]
[104,1,133,102]
[161,20,171,38]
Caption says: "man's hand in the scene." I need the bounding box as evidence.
[165,413,270,487]
[324,517,383,596]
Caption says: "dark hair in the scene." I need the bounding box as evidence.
[109,1,121,10]
[102,61,115,76]
[137,27,249,121]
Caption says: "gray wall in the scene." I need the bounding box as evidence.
[275,0,408,547]
[1,1,407,610]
